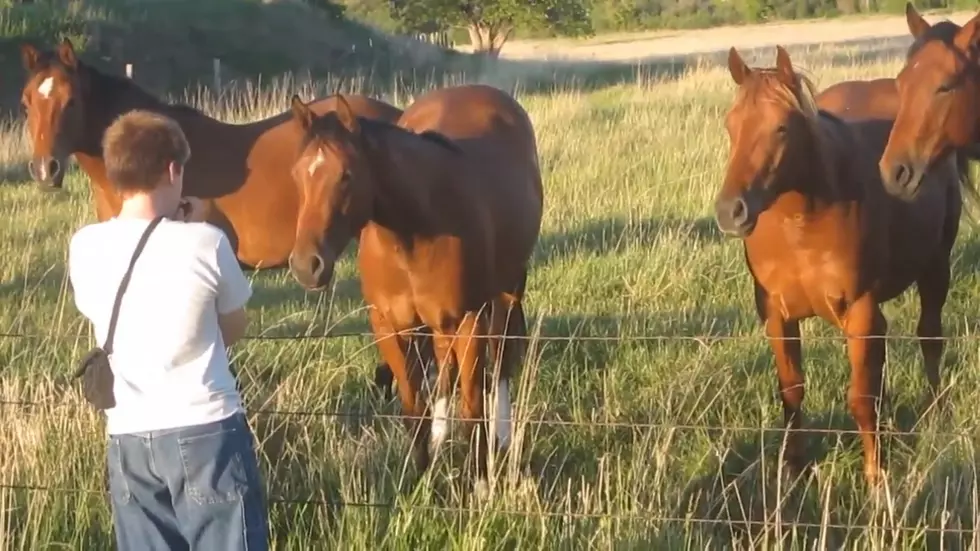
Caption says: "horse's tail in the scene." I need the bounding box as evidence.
[954,145,980,228]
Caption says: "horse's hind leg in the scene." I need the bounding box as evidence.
[487,294,526,455]
[916,257,950,405]
[916,197,958,407]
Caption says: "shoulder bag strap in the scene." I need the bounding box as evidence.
[102,216,165,355]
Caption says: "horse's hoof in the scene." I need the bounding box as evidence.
[473,478,490,503]
[373,363,394,400]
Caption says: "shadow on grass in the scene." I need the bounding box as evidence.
[672,392,967,548]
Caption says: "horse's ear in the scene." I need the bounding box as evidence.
[727,47,751,85]
[953,10,980,54]
[291,95,314,133]
[335,94,360,135]
[905,3,931,40]
[775,46,796,86]
[56,37,77,69]
[20,43,40,71]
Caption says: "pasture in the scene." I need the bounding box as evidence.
[2,42,980,550]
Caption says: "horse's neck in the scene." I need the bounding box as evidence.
[81,74,230,156]
[789,114,846,204]
[73,153,119,220]
[368,135,455,241]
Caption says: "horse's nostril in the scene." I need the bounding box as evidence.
[731,197,748,224]
[310,254,324,278]
[893,163,912,188]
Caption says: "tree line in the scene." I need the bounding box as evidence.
[319,0,975,57]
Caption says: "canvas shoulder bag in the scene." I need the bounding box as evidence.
[73,216,164,410]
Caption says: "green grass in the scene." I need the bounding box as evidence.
[3,43,980,550]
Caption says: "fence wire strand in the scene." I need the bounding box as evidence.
[0,482,977,536]
[1,329,979,342]
[1,399,978,440]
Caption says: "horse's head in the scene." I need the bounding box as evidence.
[288,94,376,290]
[19,38,88,191]
[880,5,980,201]
[715,46,823,238]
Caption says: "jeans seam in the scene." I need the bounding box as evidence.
[108,437,132,504]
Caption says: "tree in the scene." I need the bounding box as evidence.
[389,0,593,57]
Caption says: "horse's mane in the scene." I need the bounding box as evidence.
[906,20,962,59]
[28,51,206,117]
[740,68,841,199]
[302,109,463,155]
[744,68,821,126]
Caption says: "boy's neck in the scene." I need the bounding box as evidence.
[116,190,176,221]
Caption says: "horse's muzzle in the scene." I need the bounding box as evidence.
[714,193,758,237]
[288,249,333,291]
[28,157,64,191]
[879,157,925,202]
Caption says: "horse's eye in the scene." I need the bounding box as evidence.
[936,83,953,94]
[776,125,788,135]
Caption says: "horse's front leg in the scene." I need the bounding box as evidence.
[764,306,806,478]
[450,312,491,497]
[368,309,430,473]
[844,294,888,487]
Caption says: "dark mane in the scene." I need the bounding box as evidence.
[300,110,464,155]
[27,50,207,118]
[906,20,962,59]
[361,117,464,155]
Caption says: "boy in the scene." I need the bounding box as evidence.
[67,110,269,550]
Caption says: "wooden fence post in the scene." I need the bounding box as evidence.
[212,58,221,94]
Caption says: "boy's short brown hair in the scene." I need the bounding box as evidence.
[102,110,190,194]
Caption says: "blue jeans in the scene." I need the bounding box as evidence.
[106,412,269,550]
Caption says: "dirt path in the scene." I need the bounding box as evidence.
[493,10,976,63]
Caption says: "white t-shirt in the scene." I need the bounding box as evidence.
[67,217,252,435]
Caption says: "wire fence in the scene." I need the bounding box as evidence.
[5,328,980,343]
[3,328,980,539]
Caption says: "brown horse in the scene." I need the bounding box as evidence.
[815,4,980,160]
[288,84,543,495]
[19,38,403,269]
[714,45,972,486]
[879,5,980,200]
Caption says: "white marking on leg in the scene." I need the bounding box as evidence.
[495,379,512,449]
[429,397,449,452]
[38,77,54,99]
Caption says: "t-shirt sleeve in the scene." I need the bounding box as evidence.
[67,230,94,320]
[213,234,252,314]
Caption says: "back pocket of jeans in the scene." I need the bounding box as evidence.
[177,426,249,506]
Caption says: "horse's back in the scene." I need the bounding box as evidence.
[398,84,540,191]
[401,85,543,231]
[816,78,898,122]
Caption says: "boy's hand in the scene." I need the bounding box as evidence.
[174,197,209,222]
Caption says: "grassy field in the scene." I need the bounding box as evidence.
[4,42,980,550]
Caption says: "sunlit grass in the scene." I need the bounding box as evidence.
[1,43,979,549]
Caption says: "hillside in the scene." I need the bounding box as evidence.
[0,0,477,112]
[0,0,755,115]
